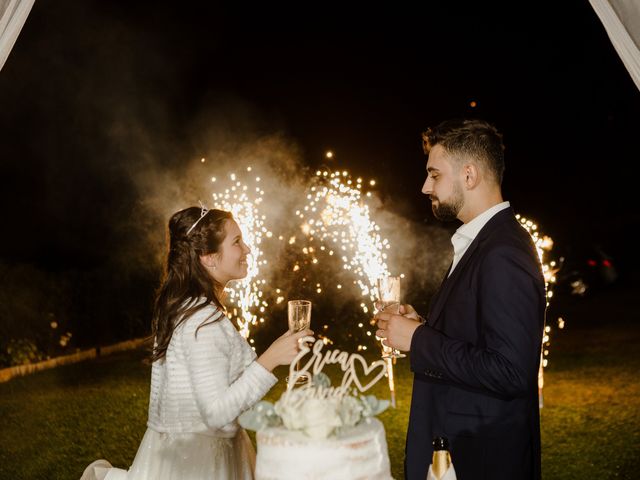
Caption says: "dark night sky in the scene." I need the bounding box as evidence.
[1,1,639,273]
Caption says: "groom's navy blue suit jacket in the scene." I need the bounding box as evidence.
[405,208,545,480]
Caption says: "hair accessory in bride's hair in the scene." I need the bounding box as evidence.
[186,201,210,235]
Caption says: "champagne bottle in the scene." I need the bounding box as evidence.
[430,436,452,480]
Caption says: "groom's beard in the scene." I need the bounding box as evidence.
[431,183,463,222]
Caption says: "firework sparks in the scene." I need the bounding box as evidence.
[204,166,394,354]
[295,169,399,404]
[298,171,391,306]
[202,164,443,407]
[516,214,559,407]
[210,168,271,339]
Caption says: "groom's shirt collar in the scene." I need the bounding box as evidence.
[448,201,510,277]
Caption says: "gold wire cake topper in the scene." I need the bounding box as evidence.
[287,337,388,392]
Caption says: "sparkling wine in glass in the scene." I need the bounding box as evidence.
[376,275,406,359]
[287,299,312,385]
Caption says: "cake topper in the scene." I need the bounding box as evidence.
[287,337,387,392]
[239,339,390,439]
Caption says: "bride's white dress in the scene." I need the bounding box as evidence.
[81,302,277,480]
[83,428,256,480]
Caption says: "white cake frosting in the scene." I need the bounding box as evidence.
[255,417,392,480]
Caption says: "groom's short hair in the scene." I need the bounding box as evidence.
[422,119,505,185]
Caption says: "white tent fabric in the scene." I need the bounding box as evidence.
[589,0,640,91]
[0,0,35,72]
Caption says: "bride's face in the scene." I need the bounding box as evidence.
[211,220,251,284]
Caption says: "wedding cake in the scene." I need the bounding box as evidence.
[239,338,394,479]
[255,417,391,479]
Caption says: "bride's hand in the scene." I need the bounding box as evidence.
[257,329,314,372]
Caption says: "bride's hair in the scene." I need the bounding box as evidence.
[150,206,232,362]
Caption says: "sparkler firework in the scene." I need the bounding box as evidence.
[296,170,391,311]
[209,168,272,339]
[205,163,399,402]
[294,169,398,404]
[516,214,560,406]
[205,165,393,345]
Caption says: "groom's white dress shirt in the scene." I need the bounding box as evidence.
[448,201,511,277]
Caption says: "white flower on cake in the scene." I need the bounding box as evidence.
[274,387,343,435]
[239,339,390,439]
[337,395,363,427]
[296,397,342,439]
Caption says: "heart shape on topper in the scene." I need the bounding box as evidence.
[350,357,387,392]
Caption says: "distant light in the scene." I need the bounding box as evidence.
[201,158,206,163]
[247,166,252,172]
[211,177,216,182]
[470,101,477,108]
[369,180,376,186]
[326,151,334,159]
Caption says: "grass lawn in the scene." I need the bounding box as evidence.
[1,283,639,479]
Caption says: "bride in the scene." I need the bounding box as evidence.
[81,205,312,480]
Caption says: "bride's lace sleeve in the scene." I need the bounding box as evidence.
[180,309,277,432]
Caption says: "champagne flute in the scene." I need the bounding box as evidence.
[376,275,406,359]
[286,299,312,385]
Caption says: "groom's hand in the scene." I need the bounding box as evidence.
[399,303,420,320]
[375,311,421,352]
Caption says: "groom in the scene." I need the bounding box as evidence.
[376,119,545,480]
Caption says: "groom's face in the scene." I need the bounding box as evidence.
[422,144,464,222]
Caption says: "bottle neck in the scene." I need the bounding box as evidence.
[431,450,451,480]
